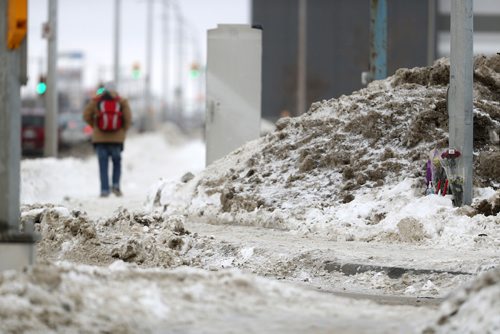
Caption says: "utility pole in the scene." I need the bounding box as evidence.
[370,0,387,80]
[113,0,121,91]
[449,0,473,205]
[175,1,184,122]
[162,0,170,121]
[0,0,36,271]
[44,0,58,157]
[297,0,307,115]
[145,0,154,131]
[427,0,437,66]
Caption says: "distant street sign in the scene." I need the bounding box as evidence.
[59,51,84,59]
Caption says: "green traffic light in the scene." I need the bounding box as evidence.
[190,70,200,78]
[96,87,105,95]
[132,69,140,79]
[36,82,47,95]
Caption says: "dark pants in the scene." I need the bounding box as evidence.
[95,143,123,194]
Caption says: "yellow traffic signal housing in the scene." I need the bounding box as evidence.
[7,0,28,49]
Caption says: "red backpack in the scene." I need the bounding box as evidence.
[95,94,123,131]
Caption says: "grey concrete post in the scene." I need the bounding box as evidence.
[449,0,473,206]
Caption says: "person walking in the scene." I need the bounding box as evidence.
[83,85,132,197]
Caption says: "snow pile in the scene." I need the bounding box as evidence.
[21,204,196,268]
[21,157,98,203]
[422,268,500,334]
[0,263,432,334]
[149,56,500,249]
[10,57,500,332]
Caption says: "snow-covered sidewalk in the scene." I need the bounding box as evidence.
[11,56,500,333]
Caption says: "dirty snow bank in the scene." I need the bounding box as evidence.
[148,56,500,250]
[422,268,500,334]
[0,262,433,334]
[21,204,194,268]
[21,203,491,299]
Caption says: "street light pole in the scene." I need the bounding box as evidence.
[175,2,184,122]
[162,0,170,121]
[113,0,121,91]
[145,0,154,130]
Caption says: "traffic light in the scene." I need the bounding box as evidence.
[132,62,141,79]
[190,63,200,78]
[95,82,106,95]
[36,75,47,95]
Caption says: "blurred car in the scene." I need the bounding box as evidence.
[21,108,45,155]
[21,108,91,156]
[59,112,93,148]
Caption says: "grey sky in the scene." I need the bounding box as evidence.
[25,0,250,97]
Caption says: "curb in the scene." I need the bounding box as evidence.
[324,261,475,279]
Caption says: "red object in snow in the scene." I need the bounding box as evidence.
[442,179,449,196]
[436,180,442,194]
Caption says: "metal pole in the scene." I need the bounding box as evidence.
[113,0,121,91]
[0,0,21,236]
[370,0,387,80]
[176,4,184,122]
[0,0,36,271]
[297,0,307,115]
[449,0,473,205]
[145,0,153,130]
[162,0,169,121]
[44,0,58,157]
[427,0,437,66]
